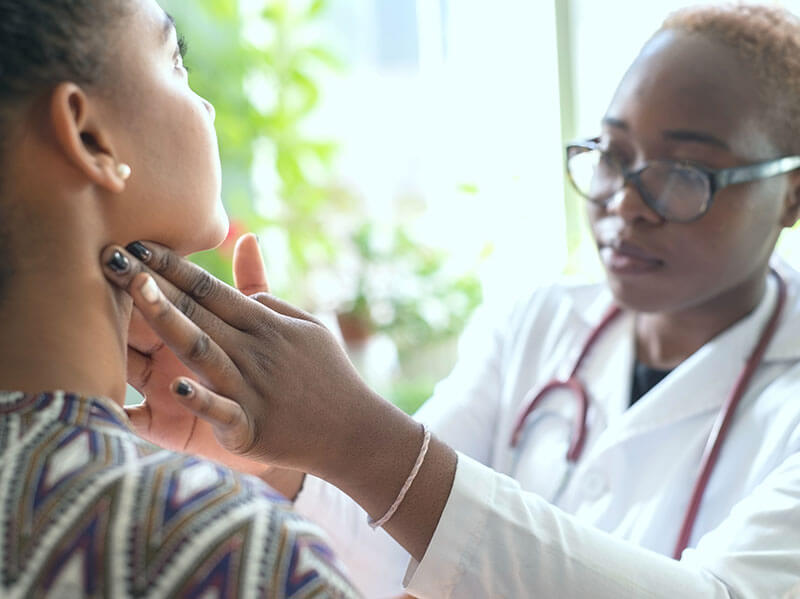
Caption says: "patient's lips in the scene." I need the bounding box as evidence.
[599,240,664,275]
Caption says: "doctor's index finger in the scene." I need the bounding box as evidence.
[124,240,263,331]
[101,246,240,390]
[102,245,233,343]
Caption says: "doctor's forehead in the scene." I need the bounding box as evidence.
[603,29,776,157]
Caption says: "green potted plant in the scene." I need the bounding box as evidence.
[163,0,342,305]
[335,222,483,354]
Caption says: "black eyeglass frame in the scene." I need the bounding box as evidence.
[565,137,800,223]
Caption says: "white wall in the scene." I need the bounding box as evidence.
[295,1,569,309]
[259,0,800,302]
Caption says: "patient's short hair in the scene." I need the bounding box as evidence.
[0,0,128,175]
[660,3,800,154]
[0,0,128,300]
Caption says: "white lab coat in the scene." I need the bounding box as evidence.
[295,264,800,598]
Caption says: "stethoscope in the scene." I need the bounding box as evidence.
[509,269,787,559]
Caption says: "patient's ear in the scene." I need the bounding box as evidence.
[50,82,128,193]
[780,170,800,228]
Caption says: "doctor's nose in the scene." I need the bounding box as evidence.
[604,181,663,225]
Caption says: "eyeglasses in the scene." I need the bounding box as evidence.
[565,138,800,223]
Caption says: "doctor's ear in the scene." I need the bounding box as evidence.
[50,82,130,194]
[779,170,800,228]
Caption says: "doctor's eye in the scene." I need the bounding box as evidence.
[599,145,632,169]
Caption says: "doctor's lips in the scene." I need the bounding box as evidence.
[598,240,664,274]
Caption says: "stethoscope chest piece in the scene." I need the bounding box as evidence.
[510,384,590,502]
[512,439,572,504]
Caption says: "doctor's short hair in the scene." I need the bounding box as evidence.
[0,0,128,299]
[659,3,800,155]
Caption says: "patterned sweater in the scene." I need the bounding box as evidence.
[0,391,361,598]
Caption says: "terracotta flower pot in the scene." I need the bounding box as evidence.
[336,312,373,345]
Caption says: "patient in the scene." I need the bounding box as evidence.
[0,0,358,596]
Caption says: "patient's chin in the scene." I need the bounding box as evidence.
[178,203,229,256]
[208,202,231,249]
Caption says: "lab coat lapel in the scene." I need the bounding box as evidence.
[578,311,635,433]
[585,274,780,458]
[765,262,800,362]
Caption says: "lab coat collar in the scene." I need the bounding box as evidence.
[578,259,800,364]
[763,259,800,361]
[583,268,788,453]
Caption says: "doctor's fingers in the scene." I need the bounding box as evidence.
[126,343,184,397]
[122,241,319,334]
[131,239,321,331]
[250,291,323,324]
[124,240,262,331]
[169,378,255,457]
[102,249,241,392]
[103,245,244,353]
[128,306,164,355]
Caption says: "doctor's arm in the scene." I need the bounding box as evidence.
[103,241,457,563]
[121,236,511,596]
[403,449,800,598]
[102,243,790,598]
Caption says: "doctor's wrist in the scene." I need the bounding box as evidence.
[318,395,457,561]
[321,395,423,508]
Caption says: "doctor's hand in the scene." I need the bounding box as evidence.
[101,240,456,561]
[124,235,276,478]
[103,239,417,477]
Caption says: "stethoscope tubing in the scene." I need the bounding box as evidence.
[672,269,787,557]
[510,305,622,459]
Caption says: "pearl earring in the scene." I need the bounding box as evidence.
[116,163,132,181]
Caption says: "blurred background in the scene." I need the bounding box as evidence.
[153,0,800,414]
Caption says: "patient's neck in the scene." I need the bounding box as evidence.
[0,202,131,406]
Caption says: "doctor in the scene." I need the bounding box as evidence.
[103,3,800,598]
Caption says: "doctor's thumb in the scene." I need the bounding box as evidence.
[233,233,270,296]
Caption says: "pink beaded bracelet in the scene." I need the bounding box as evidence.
[368,424,432,530]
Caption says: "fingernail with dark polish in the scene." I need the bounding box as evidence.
[126,242,152,262]
[107,251,130,274]
[176,381,193,397]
